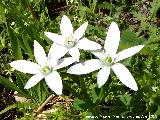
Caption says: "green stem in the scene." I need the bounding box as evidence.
[79,76,90,100]
[99,86,105,102]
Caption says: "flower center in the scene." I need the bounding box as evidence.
[41,65,52,75]
[105,56,113,63]
[101,54,114,66]
[64,34,75,48]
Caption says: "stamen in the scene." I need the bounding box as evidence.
[105,56,113,63]
[101,54,114,66]
[64,34,75,48]
[41,65,52,75]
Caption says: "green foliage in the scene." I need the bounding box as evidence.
[119,94,132,106]
[7,25,22,60]
[0,104,16,115]
[0,75,30,98]
[150,0,160,18]
[119,30,146,50]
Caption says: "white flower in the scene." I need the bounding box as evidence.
[44,15,101,62]
[67,22,144,91]
[10,40,75,95]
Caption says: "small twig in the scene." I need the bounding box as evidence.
[34,94,55,115]
[33,95,73,117]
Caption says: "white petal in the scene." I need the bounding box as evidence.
[115,45,144,63]
[45,71,62,95]
[67,59,102,75]
[104,22,120,55]
[44,32,64,45]
[97,66,111,88]
[10,60,40,74]
[112,63,138,91]
[60,15,73,36]
[68,47,80,62]
[73,22,88,41]
[77,38,102,50]
[24,74,45,89]
[91,50,104,59]
[48,43,68,60]
[48,57,58,68]
[54,57,75,70]
[34,40,47,66]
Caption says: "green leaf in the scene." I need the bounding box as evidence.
[35,82,48,104]
[153,105,160,119]
[150,0,160,18]
[0,0,6,23]
[0,75,31,98]
[89,0,97,13]
[91,86,101,103]
[0,104,16,115]
[98,2,112,11]
[21,35,33,57]
[7,25,22,60]
[119,94,132,106]
[119,30,145,51]
[73,98,87,110]
[15,73,33,99]
[40,82,48,103]
[79,4,87,19]
[19,0,29,9]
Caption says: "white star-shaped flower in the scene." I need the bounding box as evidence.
[67,22,144,91]
[44,15,101,62]
[10,40,75,95]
